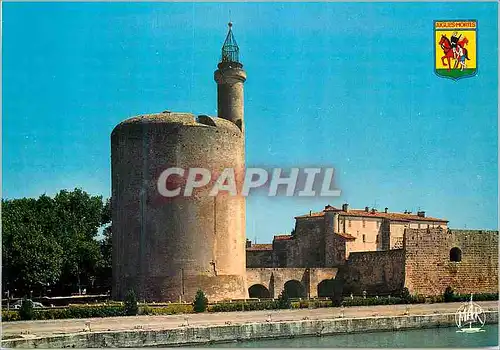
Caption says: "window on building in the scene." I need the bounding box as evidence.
[362,234,366,243]
[348,220,351,228]
[450,247,462,262]
[417,223,421,229]
[362,220,366,228]
[376,235,379,243]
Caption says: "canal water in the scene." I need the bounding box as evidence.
[204,324,498,348]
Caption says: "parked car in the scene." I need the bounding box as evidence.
[11,299,44,309]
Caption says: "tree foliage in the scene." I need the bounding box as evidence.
[124,289,139,316]
[19,299,35,320]
[277,289,291,309]
[193,290,208,313]
[2,189,111,297]
[399,287,412,304]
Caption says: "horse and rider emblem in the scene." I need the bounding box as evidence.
[435,20,477,80]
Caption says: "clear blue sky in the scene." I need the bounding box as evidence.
[3,2,498,242]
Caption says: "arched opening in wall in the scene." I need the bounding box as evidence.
[248,284,270,298]
[317,279,335,298]
[450,247,462,262]
[283,280,306,298]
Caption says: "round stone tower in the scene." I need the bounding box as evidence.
[111,24,247,302]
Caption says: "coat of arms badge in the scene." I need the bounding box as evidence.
[435,20,477,80]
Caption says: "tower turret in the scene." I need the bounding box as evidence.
[214,22,247,131]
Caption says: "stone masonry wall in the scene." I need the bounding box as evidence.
[342,249,405,296]
[281,217,325,267]
[246,250,273,268]
[111,113,247,302]
[404,228,499,296]
[246,268,337,299]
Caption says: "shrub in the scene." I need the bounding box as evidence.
[443,287,454,302]
[342,296,403,307]
[193,290,208,313]
[2,311,20,322]
[470,292,498,301]
[399,288,411,304]
[449,292,498,302]
[409,295,426,304]
[277,290,291,309]
[331,293,343,307]
[19,299,34,320]
[141,304,193,315]
[428,295,444,303]
[124,290,139,316]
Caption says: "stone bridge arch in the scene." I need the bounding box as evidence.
[248,284,271,298]
[283,280,306,298]
[246,268,337,299]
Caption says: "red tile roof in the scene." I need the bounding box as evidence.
[336,232,356,240]
[296,206,448,223]
[340,209,448,223]
[294,211,324,219]
[273,235,293,241]
[246,244,273,251]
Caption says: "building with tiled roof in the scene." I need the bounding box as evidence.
[246,203,449,268]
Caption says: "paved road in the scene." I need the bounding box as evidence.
[3,301,497,339]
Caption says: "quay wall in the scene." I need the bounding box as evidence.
[3,311,498,348]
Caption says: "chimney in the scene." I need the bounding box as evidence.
[404,210,408,214]
[384,207,388,213]
[365,206,369,212]
[246,239,252,248]
[371,208,376,214]
[342,203,349,211]
[417,211,425,218]
[309,210,312,216]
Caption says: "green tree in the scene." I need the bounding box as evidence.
[2,198,64,296]
[193,290,208,313]
[2,189,110,297]
[52,189,107,294]
[124,289,139,316]
[97,197,113,291]
[19,298,35,320]
[277,289,291,309]
[399,287,412,304]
